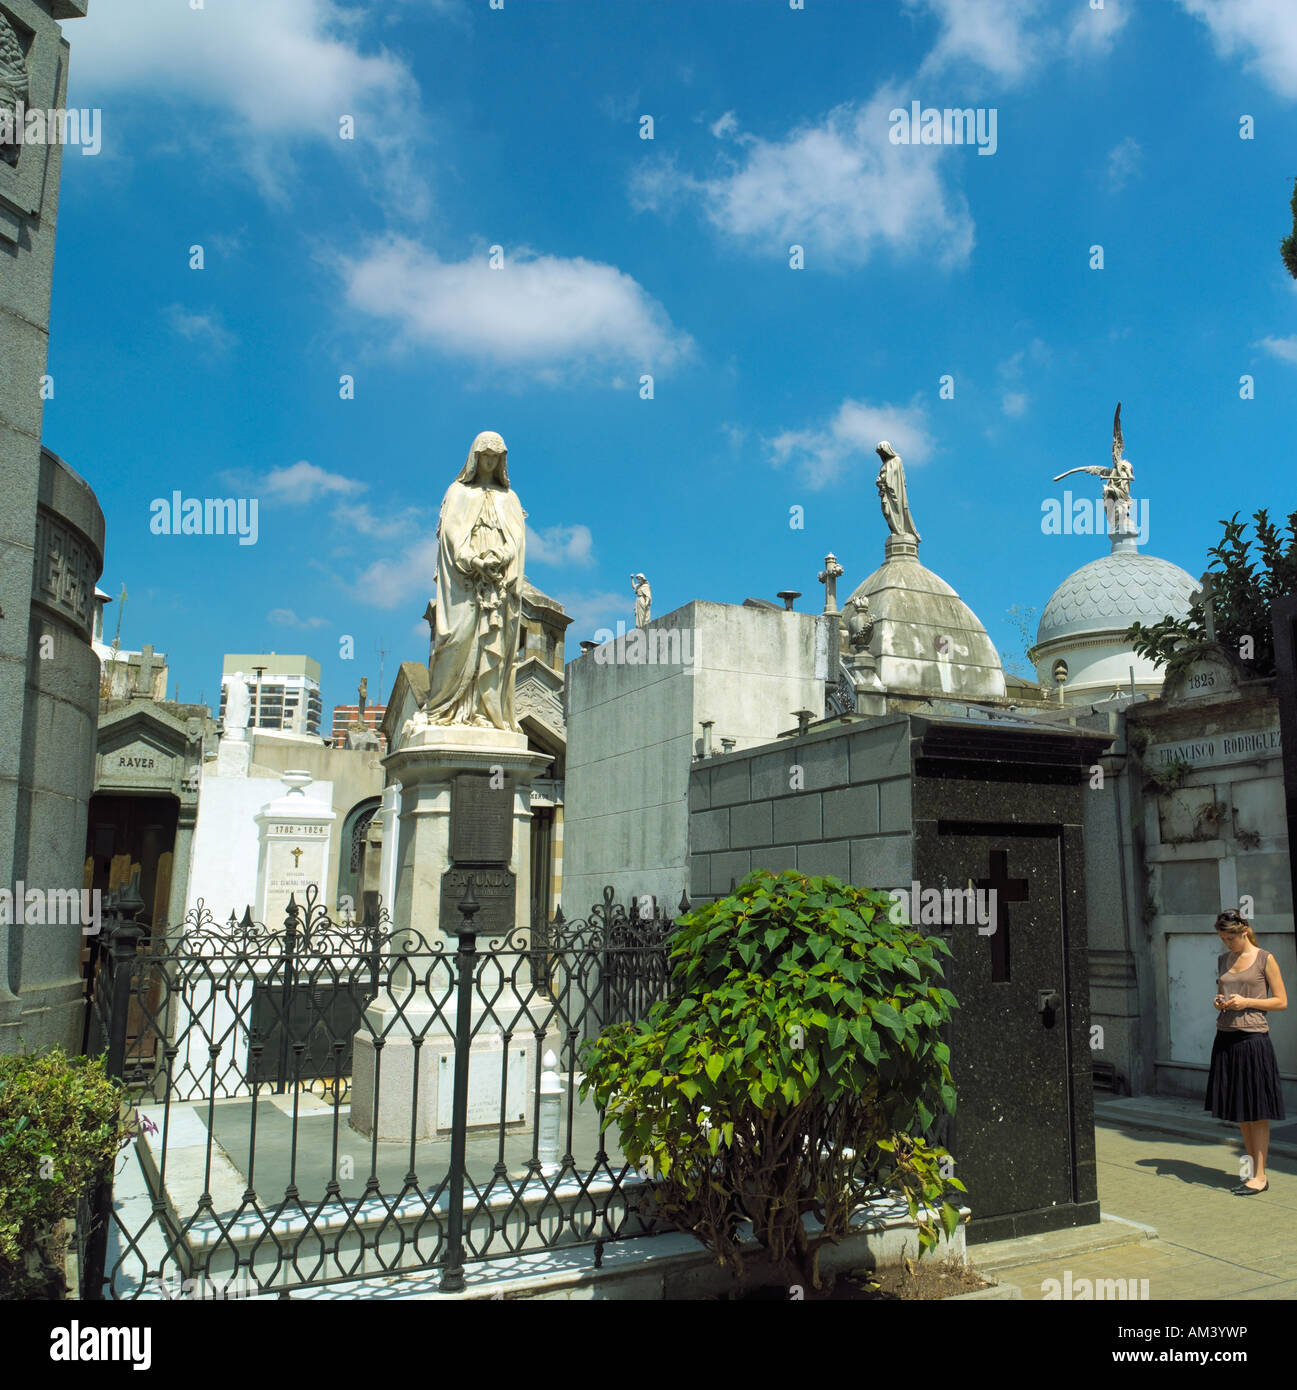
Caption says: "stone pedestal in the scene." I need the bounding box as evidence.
[847,651,887,718]
[350,724,552,1141]
[216,736,251,778]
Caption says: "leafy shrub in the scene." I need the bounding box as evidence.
[0,1048,127,1299]
[1127,508,1297,678]
[581,870,964,1290]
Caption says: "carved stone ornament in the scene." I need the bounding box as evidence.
[0,14,28,169]
[846,594,875,652]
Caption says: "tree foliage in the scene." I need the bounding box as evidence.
[1283,176,1297,281]
[580,870,964,1290]
[1126,508,1297,679]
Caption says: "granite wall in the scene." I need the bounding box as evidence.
[0,1,94,1054]
[688,715,914,900]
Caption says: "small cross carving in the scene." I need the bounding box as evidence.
[976,849,1029,982]
[291,846,304,867]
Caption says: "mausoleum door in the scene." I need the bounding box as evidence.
[920,825,1076,1223]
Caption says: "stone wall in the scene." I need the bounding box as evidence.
[562,600,830,913]
[0,0,92,1054]
[1128,683,1294,1105]
[688,716,914,900]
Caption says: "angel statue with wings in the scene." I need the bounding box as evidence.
[1053,403,1134,535]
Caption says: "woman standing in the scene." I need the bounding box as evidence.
[1205,909,1288,1194]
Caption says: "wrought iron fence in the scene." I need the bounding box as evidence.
[79,882,686,1299]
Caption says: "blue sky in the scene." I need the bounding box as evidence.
[45,0,1297,711]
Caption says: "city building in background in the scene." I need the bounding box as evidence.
[220,654,322,736]
[331,703,386,747]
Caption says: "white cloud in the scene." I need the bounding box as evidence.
[526,524,595,567]
[333,501,425,539]
[555,589,634,642]
[721,422,747,453]
[1067,0,1130,56]
[1178,0,1297,100]
[68,0,432,213]
[1256,335,1297,364]
[1002,391,1029,417]
[163,304,236,352]
[268,608,330,630]
[259,461,367,505]
[998,339,1050,378]
[911,0,1046,84]
[767,398,935,491]
[710,110,740,139]
[1107,136,1142,192]
[354,535,439,610]
[632,90,975,270]
[336,237,692,375]
[347,521,595,611]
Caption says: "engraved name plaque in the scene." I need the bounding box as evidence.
[440,865,516,938]
[450,773,513,864]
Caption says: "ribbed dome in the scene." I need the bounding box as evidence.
[1037,549,1196,645]
[846,539,1005,699]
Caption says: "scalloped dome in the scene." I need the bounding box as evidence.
[1037,549,1196,645]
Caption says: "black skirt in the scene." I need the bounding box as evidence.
[1203,1030,1286,1123]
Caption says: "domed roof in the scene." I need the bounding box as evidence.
[1037,548,1196,645]
[847,538,1005,699]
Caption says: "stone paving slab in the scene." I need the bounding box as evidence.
[976,1107,1297,1301]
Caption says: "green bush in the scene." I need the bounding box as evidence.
[0,1047,127,1300]
[581,870,964,1290]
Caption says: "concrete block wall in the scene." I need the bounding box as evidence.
[688,716,915,900]
[562,601,828,915]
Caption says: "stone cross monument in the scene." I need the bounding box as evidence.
[818,553,844,614]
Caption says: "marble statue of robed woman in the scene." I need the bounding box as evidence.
[875,441,921,542]
[422,431,527,731]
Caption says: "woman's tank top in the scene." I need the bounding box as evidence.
[1217,949,1272,1034]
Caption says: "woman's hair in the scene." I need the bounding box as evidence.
[1214,909,1258,948]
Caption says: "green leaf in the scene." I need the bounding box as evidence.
[704,1054,724,1083]
[941,1202,961,1241]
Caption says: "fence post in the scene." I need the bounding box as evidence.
[537,1050,562,1177]
[439,881,480,1295]
[82,877,147,1301]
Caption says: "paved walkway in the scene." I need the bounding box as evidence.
[972,1095,1297,1299]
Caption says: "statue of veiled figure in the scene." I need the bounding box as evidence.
[420,431,527,732]
[875,441,921,542]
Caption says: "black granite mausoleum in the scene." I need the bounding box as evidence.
[688,711,1114,1243]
